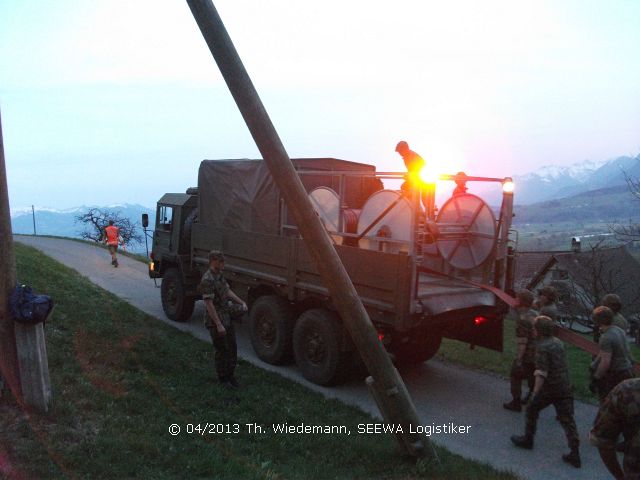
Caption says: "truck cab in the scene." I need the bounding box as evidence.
[149,192,200,320]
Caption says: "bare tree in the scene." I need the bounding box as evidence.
[609,167,640,242]
[75,208,142,247]
[562,241,640,330]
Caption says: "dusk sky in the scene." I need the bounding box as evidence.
[1,0,639,211]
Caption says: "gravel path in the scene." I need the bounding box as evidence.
[15,235,612,480]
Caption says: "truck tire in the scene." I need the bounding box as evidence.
[249,295,295,365]
[394,333,442,366]
[161,268,195,322]
[293,309,347,386]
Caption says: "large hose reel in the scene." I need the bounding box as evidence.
[435,193,497,270]
[311,185,498,270]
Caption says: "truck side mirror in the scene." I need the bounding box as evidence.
[142,213,149,228]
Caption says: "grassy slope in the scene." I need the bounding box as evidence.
[0,243,517,480]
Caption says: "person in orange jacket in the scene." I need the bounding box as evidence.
[104,220,121,267]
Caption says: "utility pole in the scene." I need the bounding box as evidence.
[32,205,37,236]
[0,109,22,400]
[0,110,51,412]
[186,0,436,459]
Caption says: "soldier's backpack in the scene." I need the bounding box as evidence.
[9,284,53,325]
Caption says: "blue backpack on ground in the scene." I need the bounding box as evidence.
[9,284,54,325]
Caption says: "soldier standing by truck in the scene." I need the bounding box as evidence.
[590,306,635,403]
[198,250,247,390]
[511,316,581,468]
[504,290,538,412]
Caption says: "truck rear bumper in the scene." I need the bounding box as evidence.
[416,272,496,316]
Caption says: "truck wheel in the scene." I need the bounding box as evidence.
[293,309,346,386]
[161,268,195,322]
[394,333,442,366]
[249,295,295,365]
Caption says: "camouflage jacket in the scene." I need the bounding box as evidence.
[511,307,538,365]
[539,303,559,323]
[590,378,640,476]
[534,336,572,396]
[600,325,634,374]
[613,313,629,333]
[198,268,230,328]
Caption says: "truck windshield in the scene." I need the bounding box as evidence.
[158,205,173,231]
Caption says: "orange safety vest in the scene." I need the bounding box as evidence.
[105,225,120,245]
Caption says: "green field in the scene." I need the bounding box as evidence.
[0,243,517,479]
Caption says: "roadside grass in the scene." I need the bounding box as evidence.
[438,317,640,403]
[0,243,517,480]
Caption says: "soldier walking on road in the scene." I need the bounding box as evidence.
[594,294,629,343]
[590,306,635,403]
[535,285,559,323]
[590,378,640,479]
[603,293,629,333]
[511,316,581,468]
[198,250,248,390]
[504,290,538,412]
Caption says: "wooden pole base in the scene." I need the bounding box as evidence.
[15,322,51,412]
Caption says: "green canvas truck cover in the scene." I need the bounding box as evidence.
[197,158,382,234]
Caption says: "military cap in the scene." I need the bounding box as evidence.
[602,293,622,313]
[395,140,409,153]
[208,250,225,262]
[516,289,535,308]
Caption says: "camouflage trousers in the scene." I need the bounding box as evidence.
[525,391,579,451]
[207,318,237,382]
[622,430,640,480]
[509,360,535,402]
[598,369,635,404]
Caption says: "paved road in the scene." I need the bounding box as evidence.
[15,235,613,480]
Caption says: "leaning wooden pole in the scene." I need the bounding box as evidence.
[186,0,436,459]
[0,109,22,401]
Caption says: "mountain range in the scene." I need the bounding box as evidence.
[11,204,155,253]
[9,154,640,243]
[512,154,640,205]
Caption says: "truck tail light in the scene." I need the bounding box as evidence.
[474,316,488,326]
[150,252,154,260]
[377,331,385,341]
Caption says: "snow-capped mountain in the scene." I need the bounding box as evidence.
[530,158,605,183]
[513,154,640,205]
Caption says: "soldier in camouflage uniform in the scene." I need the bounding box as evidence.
[594,294,629,343]
[603,293,630,333]
[591,306,635,403]
[504,290,538,412]
[511,316,581,468]
[535,285,559,323]
[590,378,640,480]
[198,250,248,390]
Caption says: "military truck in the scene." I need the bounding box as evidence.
[148,158,516,385]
